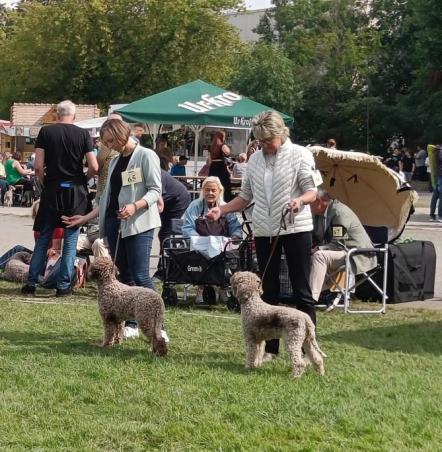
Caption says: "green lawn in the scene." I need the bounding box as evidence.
[1,281,441,451]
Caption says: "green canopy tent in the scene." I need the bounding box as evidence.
[116,80,293,173]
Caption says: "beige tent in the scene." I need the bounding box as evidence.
[309,146,418,233]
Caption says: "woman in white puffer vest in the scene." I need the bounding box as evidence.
[207,111,318,362]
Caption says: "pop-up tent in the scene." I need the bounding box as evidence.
[116,80,293,172]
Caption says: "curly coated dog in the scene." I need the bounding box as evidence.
[1,251,32,283]
[90,257,167,356]
[230,271,326,377]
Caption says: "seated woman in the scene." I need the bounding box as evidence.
[5,151,34,193]
[182,176,242,303]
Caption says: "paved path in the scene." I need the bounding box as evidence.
[1,195,441,310]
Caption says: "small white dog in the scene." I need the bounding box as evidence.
[3,186,14,207]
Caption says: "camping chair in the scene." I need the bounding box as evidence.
[320,226,389,314]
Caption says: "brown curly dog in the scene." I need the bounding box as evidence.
[90,257,167,356]
[2,251,32,283]
[230,271,326,377]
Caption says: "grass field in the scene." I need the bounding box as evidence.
[1,281,441,451]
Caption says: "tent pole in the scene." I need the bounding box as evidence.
[147,124,159,150]
[190,126,203,175]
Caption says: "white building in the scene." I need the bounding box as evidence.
[226,8,271,43]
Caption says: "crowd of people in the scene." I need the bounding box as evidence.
[383,143,442,222]
[383,145,423,183]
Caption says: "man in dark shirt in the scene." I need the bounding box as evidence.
[22,100,98,297]
[384,148,402,173]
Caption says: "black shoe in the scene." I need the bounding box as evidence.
[152,270,164,282]
[56,288,73,297]
[21,284,36,295]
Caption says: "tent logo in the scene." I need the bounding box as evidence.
[233,116,252,127]
[178,92,242,113]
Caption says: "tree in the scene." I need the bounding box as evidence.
[253,0,379,149]
[0,0,245,116]
[369,0,442,145]
[230,42,299,115]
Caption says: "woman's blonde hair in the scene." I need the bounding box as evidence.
[251,110,289,142]
[200,176,224,204]
[100,118,131,144]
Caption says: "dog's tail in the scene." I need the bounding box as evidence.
[305,318,327,358]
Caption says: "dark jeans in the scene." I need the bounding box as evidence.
[416,166,427,181]
[255,231,316,355]
[105,216,154,289]
[0,179,9,204]
[27,223,80,290]
[430,176,442,219]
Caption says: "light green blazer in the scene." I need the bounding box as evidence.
[99,144,162,239]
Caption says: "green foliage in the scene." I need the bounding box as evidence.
[229,42,299,115]
[1,282,442,449]
[0,0,244,117]
[243,0,441,150]
[1,0,441,148]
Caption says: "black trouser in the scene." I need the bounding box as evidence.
[15,178,34,193]
[255,231,316,355]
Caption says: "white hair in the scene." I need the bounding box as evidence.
[200,176,224,204]
[57,100,76,117]
[317,188,331,201]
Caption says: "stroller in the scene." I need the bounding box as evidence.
[160,217,257,310]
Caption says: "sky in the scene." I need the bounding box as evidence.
[2,0,273,9]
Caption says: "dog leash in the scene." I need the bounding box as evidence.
[259,206,291,288]
[112,222,123,271]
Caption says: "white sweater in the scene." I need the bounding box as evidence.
[239,138,316,237]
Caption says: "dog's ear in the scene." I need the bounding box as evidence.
[249,273,262,296]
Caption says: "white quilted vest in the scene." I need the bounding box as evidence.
[244,139,315,237]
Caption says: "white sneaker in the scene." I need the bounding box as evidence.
[160,329,170,343]
[124,326,140,339]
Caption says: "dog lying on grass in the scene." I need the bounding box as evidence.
[230,271,326,377]
[1,251,32,283]
[90,257,167,356]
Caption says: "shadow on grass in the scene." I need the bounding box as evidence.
[0,285,96,301]
[0,329,254,372]
[324,321,442,356]
[0,330,155,361]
